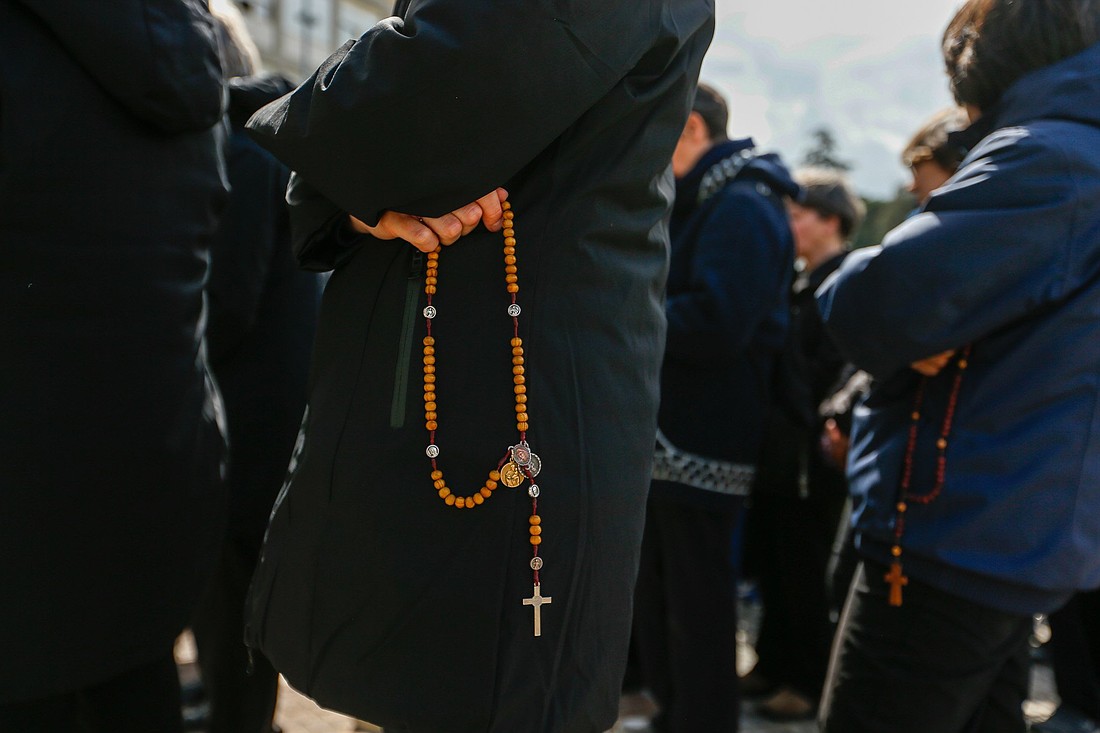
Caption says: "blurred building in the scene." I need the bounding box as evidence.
[233,0,391,79]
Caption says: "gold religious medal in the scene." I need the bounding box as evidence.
[501,461,525,488]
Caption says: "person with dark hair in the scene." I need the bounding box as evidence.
[0,1,228,731]
[816,1,1100,731]
[632,81,799,732]
[238,2,716,731]
[744,167,863,722]
[902,106,970,206]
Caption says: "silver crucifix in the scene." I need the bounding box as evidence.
[522,583,552,637]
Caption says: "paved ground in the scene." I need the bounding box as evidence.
[178,606,1060,733]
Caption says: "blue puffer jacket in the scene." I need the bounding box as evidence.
[817,42,1100,615]
[657,139,797,488]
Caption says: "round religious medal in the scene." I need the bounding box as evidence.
[512,442,532,466]
[501,461,525,488]
[528,484,540,498]
[527,453,541,477]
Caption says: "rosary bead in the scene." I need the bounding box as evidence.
[506,274,519,284]
[445,495,456,506]
[516,412,529,422]
[503,228,515,238]
[514,384,526,394]
[507,284,520,294]
[530,536,542,546]
[425,411,437,420]
[529,515,541,525]
[513,365,525,375]
[518,421,529,431]
[529,526,542,536]
[511,338,523,347]
[513,356,524,365]
[937,438,948,450]
[424,365,435,374]
[424,392,436,402]
[424,355,436,365]
[897,502,907,512]
[502,201,511,211]
[512,346,524,355]
[425,401,437,411]
[485,479,498,490]
[438,487,451,499]
[503,246,515,255]
[489,470,501,481]
[423,336,435,345]
[515,395,527,404]
[515,404,527,413]
[455,496,466,508]
[431,470,443,480]
[434,479,446,489]
[473,493,485,505]
[505,255,517,265]
[480,487,493,498]
[891,545,902,557]
[426,421,438,430]
[425,276,437,285]
[505,265,518,274]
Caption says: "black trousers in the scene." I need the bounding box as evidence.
[0,652,182,733]
[744,486,845,699]
[632,486,744,733]
[1048,588,1100,720]
[820,561,1031,733]
[191,537,280,733]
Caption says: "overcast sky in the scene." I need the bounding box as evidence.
[702,0,965,198]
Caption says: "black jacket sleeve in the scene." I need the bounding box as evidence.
[244,0,663,226]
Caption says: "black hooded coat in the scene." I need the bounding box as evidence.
[0,0,228,702]
[240,1,715,731]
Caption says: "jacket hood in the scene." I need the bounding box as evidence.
[16,0,224,134]
[996,41,1100,130]
[228,74,296,129]
[675,138,799,216]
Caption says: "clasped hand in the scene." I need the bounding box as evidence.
[348,188,509,252]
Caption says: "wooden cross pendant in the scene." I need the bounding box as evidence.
[885,561,908,607]
[522,583,552,637]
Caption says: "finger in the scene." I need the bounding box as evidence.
[421,213,464,245]
[479,189,505,232]
[382,212,439,252]
[451,202,484,237]
[348,214,378,236]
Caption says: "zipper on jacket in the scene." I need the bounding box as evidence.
[390,250,424,428]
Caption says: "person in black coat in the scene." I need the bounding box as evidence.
[743,167,864,721]
[0,1,228,731]
[633,83,799,732]
[189,4,323,732]
[237,1,715,731]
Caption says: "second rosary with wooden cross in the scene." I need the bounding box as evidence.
[418,200,552,637]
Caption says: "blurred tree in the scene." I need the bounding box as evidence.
[802,127,851,171]
[851,187,915,249]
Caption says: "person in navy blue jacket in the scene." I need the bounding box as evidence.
[817,2,1100,731]
[633,82,798,732]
